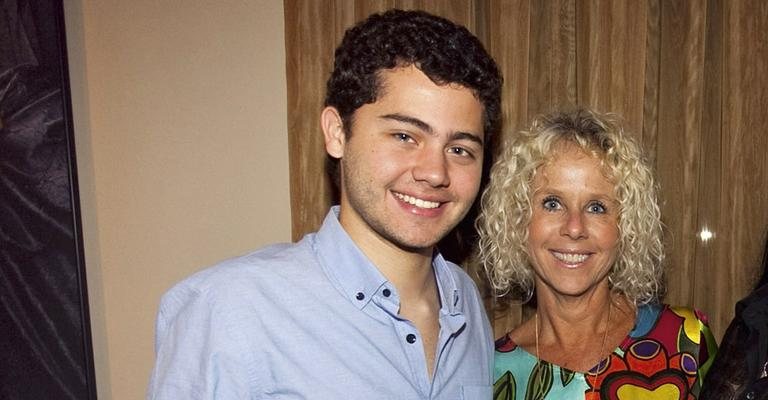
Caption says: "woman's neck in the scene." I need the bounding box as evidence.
[525,292,636,372]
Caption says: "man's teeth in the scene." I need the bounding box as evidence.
[553,251,589,264]
[394,193,440,209]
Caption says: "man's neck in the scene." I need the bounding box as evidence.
[336,206,443,376]
[369,243,441,380]
[376,248,435,300]
[338,210,436,297]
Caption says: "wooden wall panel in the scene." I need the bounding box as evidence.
[284,0,346,241]
[348,0,476,25]
[713,0,768,330]
[641,0,661,150]
[654,0,708,309]
[527,0,577,117]
[488,0,531,136]
[693,0,726,333]
[577,0,649,135]
[285,0,768,341]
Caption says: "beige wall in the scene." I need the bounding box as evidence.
[64,1,291,398]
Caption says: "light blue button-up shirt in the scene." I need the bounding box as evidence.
[147,207,493,399]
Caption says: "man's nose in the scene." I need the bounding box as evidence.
[412,148,450,187]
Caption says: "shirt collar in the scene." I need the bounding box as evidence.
[313,206,463,315]
[432,251,463,316]
[314,207,388,310]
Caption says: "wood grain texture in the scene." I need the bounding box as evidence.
[641,0,661,152]
[527,0,577,117]
[692,0,724,332]
[577,0,648,135]
[716,0,768,331]
[655,0,707,310]
[284,0,341,241]
[285,0,768,340]
[488,0,531,136]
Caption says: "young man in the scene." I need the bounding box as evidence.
[148,9,502,399]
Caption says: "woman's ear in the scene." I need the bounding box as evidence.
[321,106,345,159]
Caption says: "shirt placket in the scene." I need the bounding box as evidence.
[429,291,467,397]
[371,286,434,398]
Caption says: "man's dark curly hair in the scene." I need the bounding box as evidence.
[324,9,503,143]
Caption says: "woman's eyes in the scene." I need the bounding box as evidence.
[587,202,607,214]
[542,197,561,211]
[541,197,608,214]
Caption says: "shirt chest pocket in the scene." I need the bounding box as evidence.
[461,385,492,399]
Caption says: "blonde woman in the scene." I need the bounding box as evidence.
[477,108,718,399]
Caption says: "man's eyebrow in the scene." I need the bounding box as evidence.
[451,131,484,147]
[380,113,484,146]
[380,113,432,133]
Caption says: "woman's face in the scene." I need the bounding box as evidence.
[526,144,620,299]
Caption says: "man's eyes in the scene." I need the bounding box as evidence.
[389,133,479,160]
[448,146,477,159]
[392,132,416,143]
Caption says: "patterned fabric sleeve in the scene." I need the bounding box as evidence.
[694,308,719,384]
[669,306,719,396]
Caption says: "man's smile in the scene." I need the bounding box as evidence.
[393,191,442,209]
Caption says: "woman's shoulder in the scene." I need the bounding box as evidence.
[665,304,712,323]
[630,303,711,337]
[628,302,717,368]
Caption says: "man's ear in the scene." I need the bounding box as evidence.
[321,106,345,158]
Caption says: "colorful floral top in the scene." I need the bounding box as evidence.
[494,304,718,400]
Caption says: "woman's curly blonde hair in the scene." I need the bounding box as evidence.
[475,108,664,305]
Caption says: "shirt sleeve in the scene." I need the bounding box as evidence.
[146,285,255,399]
[696,308,719,383]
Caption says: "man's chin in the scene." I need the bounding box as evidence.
[386,231,450,256]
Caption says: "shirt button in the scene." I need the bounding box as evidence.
[355,292,365,301]
[406,334,417,344]
[382,288,391,297]
[746,391,756,400]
